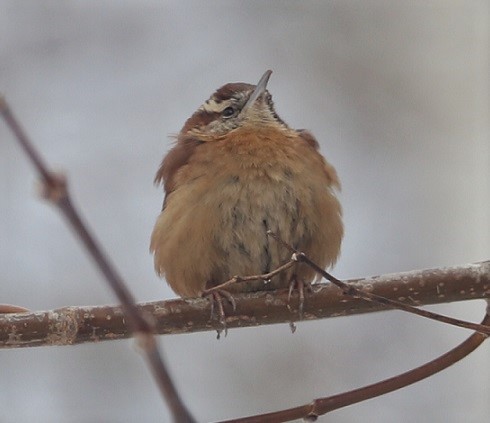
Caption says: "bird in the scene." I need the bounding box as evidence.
[150,70,343,314]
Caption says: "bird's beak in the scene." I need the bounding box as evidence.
[241,70,272,113]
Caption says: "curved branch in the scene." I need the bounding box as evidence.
[219,310,490,423]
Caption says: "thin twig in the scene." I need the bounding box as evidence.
[0,96,195,423]
[205,260,296,293]
[267,231,490,335]
[0,304,30,314]
[219,312,490,423]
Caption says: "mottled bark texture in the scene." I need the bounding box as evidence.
[2,261,488,349]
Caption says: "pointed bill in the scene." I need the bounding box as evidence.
[241,70,272,113]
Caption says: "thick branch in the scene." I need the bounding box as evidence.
[1,261,488,348]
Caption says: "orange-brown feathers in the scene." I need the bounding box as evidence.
[154,137,203,202]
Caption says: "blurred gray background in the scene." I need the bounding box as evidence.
[1,1,488,422]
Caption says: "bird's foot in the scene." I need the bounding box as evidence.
[202,289,236,338]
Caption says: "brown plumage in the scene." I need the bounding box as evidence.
[151,71,343,298]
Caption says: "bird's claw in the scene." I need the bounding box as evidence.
[203,289,237,338]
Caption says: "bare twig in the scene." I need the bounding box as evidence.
[267,231,490,335]
[0,96,195,423]
[205,259,296,293]
[219,311,490,422]
[0,304,30,314]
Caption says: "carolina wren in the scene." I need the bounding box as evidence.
[151,70,343,300]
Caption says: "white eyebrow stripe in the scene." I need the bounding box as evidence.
[201,98,232,113]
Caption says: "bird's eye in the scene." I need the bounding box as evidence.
[222,107,235,118]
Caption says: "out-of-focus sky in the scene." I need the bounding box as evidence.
[1,1,488,422]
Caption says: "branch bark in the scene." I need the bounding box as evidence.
[2,261,488,348]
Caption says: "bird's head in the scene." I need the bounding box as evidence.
[180,70,288,138]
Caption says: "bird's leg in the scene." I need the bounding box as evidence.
[202,288,237,338]
[288,275,312,318]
